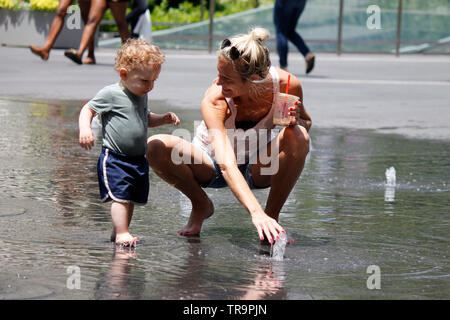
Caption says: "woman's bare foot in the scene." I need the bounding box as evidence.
[178,198,214,236]
[115,232,139,247]
[29,45,49,60]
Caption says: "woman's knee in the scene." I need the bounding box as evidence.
[280,125,310,158]
[86,14,102,26]
[147,135,171,161]
[55,7,68,18]
[55,0,73,17]
[86,4,106,25]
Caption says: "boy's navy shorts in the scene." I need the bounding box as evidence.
[97,147,149,205]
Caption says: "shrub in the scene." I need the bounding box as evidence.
[0,0,59,11]
[30,0,58,11]
[0,0,16,9]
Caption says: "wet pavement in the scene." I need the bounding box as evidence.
[0,46,449,299]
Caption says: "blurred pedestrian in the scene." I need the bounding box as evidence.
[64,0,130,65]
[274,0,315,74]
[29,0,96,63]
[127,0,152,43]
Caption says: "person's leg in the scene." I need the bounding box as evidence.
[108,1,131,44]
[147,134,215,236]
[287,13,310,57]
[273,1,289,69]
[111,201,138,245]
[286,0,311,58]
[79,0,96,64]
[250,125,310,222]
[286,0,315,73]
[29,0,73,60]
[110,202,134,242]
[66,0,106,61]
[126,0,148,37]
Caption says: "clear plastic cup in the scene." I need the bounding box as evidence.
[273,92,298,126]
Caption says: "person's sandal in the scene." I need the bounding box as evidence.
[306,54,315,74]
[64,49,82,65]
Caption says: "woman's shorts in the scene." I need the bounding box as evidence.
[97,147,149,205]
[195,144,270,190]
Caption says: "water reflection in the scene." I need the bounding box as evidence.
[141,236,288,300]
[94,246,145,299]
[237,262,286,300]
[384,186,396,203]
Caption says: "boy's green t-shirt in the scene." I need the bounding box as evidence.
[88,83,149,157]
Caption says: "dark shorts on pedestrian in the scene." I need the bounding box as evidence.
[97,147,149,205]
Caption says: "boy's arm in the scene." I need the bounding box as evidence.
[79,104,97,150]
[148,112,180,128]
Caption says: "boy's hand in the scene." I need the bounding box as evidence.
[79,128,95,150]
[164,112,180,126]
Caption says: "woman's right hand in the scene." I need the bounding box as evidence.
[79,128,95,150]
[251,210,285,244]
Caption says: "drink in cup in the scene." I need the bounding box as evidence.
[273,92,298,126]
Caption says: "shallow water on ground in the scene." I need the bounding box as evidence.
[0,99,449,299]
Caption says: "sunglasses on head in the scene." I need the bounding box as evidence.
[220,38,242,61]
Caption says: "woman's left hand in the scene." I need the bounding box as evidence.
[288,100,302,126]
[288,99,310,130]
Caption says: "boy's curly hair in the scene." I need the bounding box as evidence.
[114,38,165,72]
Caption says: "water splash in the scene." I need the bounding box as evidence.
[385,167,396,187]
[385,167,396,202]
[270,232,288,261]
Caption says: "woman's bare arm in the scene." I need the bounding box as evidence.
[201,85,285,243]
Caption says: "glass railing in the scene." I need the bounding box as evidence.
[99,0,449,55]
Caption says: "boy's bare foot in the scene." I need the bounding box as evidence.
[115,232,139,247]
[29,45,49,60]
[178,198,214,236]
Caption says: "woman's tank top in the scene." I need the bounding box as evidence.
[193,66,280,164]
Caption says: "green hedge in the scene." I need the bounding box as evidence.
[102,0,273,32]
[0,0,59,11]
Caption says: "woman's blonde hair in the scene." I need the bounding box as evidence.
[218,27,271,80]
[218,27,272,99]
[115,38,165,72]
